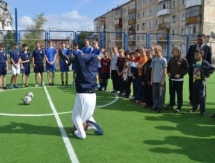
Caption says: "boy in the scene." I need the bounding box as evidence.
[98,47,105,88]
[59,42,70,86]
[151,45,167,113]
[45,40,57,86]
[100,51,110,91]
[189,50,215,116]
[10,42,20,89]
[124,52,134,99]
[135,48,147,105]
[82,39,93,54]
[116,49,125,95]
[72,43,82,86]
[167,46,189,112]
[142,50,153,108]
[131,49,141,102]
[0,44,8,91]
[110,46,119,93]
[32,41,46,87]
[122,59,129,98]
[20,44,31,87]
[91,41,100,88]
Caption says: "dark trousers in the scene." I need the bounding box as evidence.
[145,82,153,106]
[153,83,166,109]
[136,76,144,102]
[193,80,206,113]
[125,76,132,97]
[111,70,118,91]
[188,74,193,104]
[118,74,123,93]
[100,73,109,90]
[169,79,183,109]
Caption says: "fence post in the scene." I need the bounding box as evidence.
[74,32,78,44]
[101,31,104,47]
[124,32,128,51]
[146,33,150,50]
[167,34,171,61]
[15,8,18,43]
[186,35,190,53]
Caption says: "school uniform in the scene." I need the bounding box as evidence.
[60,48,70,73]
[45,47,56,72]
[32,48,45,73]
[110,54,119,92]
[0,51,7,76]
[10,49,20,75]
[20,51,31,76]
[116,57,125,94]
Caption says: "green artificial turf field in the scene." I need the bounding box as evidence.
[0,72,215,163]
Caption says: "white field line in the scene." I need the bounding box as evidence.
[43,86,79,163]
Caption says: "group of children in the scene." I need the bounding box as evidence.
[108,44,214,116]
[0,39,214,117]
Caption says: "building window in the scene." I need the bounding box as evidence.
[181,13,185,21]
[138,13,140,19]
[181,28,185,35]
[172,0,177,8]
[155,19,158,26]
[147,21,153,28]
[142,0,146,6]
[124,18,126,23]
[142,34,145,40]
[124,8,126,13]
[137,24,140,31]
[172,29,176,35]
[181,0,185,5]
[142,11,145,17]
[142,23,145,30]
[148,8,152,16]
[148,0,152,4]
[137,2,140,8]
[137,35,140,41]
[172,15,177,23]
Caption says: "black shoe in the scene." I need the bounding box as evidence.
[157,108,164,113]
[189,109,197,113]
[3,86,7,89]
[52,82,55,86]
[200,112,205,117]
[210,114,215,118]
[49,83,52,86]
[25,84,28,87]
[174,108,181,113]
[165,105,174,110]
[188,103,193,107]
[151,107,158,111]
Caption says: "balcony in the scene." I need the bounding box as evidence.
[158,22,170,30]
[157,36,168,43]
[128,41,135,46]
[186,16,201,25]
[114,18,122,29]
[128,8,136,14]
[158,0,165,2]
[128,30,136,34]
[128,19,136,25]
[157,9,170,17]
[186,0,202,9]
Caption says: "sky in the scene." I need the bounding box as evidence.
[6,0,129,31]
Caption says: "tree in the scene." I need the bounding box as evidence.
[3,30,15,54]
[77,31,94,49]
[22,13,47,52]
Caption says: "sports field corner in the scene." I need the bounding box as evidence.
[1,73,215,163]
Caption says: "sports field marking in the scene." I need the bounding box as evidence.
[0,89,119,117]
[43,85,79,163]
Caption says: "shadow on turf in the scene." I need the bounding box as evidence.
[0,122,101,139]
[143,113,215,162]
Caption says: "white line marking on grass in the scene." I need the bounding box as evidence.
[43,86,79,163]
[97,94,119,108]
[0,111,73,117]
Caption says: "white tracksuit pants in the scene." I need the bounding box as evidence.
[72,93,96,139]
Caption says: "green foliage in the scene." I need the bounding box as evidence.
[3,30,15,54]
[22,13,47,52]
[77,31,93,49]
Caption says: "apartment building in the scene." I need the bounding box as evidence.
[94,0,215,55]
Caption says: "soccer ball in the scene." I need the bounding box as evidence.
[23,96,32,105]
[26,92,34,98]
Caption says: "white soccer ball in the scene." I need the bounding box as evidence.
[26,92,34,98]
[23,96,32,105]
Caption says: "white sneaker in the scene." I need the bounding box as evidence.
[87,125,97,130]
[0,87,3,92]
[34,83,39,87]
[41,82,45,86]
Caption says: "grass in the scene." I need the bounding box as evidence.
[0,72,215,163]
